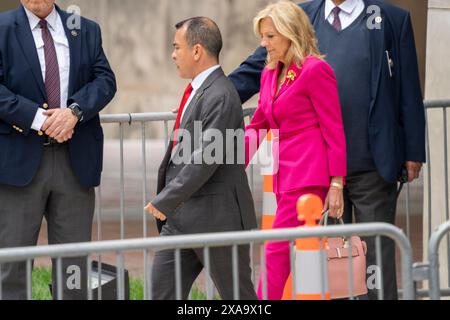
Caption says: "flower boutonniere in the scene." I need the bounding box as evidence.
[285,70,297,86]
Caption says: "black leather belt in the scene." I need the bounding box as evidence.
[43,135,60,146]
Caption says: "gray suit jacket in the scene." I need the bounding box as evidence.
[152,68,257,234]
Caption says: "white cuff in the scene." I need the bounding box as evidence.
[31,108,47,131]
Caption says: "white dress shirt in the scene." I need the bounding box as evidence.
[181,65,221,122]
[24,6,71,131]
[325,0,365,30]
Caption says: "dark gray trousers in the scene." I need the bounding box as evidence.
[0,144,95,300]
[151,225,258,300]
[343,170,398,300]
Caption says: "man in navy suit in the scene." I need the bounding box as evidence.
[229,0,426,300]
[0,0,116,299]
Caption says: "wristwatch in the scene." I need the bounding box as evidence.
[68,103,84,122]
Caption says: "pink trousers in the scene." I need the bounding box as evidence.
[257,187,328,300]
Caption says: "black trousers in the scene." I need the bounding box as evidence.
[343,171,398,300]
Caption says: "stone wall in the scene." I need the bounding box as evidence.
[57,0,275,138]
[0,0,17,11]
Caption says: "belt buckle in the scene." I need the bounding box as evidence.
[43,136,57,146]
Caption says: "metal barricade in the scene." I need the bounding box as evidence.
[90,99,450,300]
[428,220,450,300]
[2,100,449,300]
[360,100,450,258]
[0,223,414,300]
[99,112,176,241]
[98,112,176,300]
[424,100,450,294]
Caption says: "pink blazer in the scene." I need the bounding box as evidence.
[246,56,347,193]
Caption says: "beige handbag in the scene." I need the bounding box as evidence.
[320,212,368,299]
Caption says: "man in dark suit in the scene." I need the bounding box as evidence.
[145,17,257,300]
[229,0,426,300]
[0,0,116,299]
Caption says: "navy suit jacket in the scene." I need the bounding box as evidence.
[229,0,426,183]
[0,5,116,188]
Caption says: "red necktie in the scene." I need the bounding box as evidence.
[172,83,193,149]
[40,19,60,109]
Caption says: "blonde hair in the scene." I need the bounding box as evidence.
[253,0,324,69]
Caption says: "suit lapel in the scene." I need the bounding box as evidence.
[270,63,280,102]
[169,67,224,162]
[179,68,224,129]
[365,0,386,114]
[56,6,81,96]
[179,90,204,130]
[274,62,302,101]
[14,6,46,99]
[266,65,280,127]
[171,92,204,161]
[160,139,174,179]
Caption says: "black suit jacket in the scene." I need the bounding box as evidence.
[153,68,257,234]
[229,0,426,183]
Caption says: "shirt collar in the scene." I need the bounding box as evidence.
[325,0,360,18]
[24,5,58,32]
[191,65,221,91]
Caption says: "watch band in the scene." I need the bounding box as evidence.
[69,103,83,122]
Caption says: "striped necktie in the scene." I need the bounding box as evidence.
[40,19,61,109]
[331,6,342,31]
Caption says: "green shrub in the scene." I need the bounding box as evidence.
[31,268,214,300]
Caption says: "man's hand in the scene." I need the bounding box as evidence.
[144,202,167,221]
[405,161,423,182]
[42,109,78,143]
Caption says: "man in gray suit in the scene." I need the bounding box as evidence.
[145,17,258,300]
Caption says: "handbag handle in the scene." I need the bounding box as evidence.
[319,210,344,227]
[319,211,349,247]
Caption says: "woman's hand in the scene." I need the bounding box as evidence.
[323,177,344,219]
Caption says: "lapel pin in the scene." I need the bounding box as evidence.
[285,70,297,86]
[375,16,383,24]
[286,70,296,81]
[71,30,78,37]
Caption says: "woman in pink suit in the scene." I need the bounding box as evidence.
[245,1,347,300]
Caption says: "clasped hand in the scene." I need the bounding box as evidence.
[42,108,78,143]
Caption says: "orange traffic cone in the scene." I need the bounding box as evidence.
[262,175,277,230]
[282,194,331,300]
[261,131,277,231]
